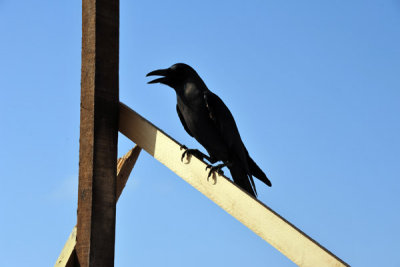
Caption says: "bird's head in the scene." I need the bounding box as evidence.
[146,63,201,91]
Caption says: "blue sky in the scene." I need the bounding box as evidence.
[1,1,399,266]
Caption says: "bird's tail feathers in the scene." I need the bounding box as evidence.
[228,163,257,197]
[248,155,272,187]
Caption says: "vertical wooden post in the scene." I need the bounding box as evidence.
[77,0,119,266]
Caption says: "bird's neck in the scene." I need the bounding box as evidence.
[176,82,206,108]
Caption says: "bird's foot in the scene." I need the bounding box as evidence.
[180,145,204,162]
[205,163,225,178]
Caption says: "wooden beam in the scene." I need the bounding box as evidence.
[119,103,349,267]
[55,227,78,267]
[55,146,142,267]
[116,146,142,201]
[77,0,119,265]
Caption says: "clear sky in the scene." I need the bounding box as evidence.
[1,1,399,266]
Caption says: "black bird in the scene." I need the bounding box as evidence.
[146,63,271,197]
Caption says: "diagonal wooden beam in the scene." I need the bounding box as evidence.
[116,146,142,201]
[118,102,349,267]
[55,146,142,267]
[55,227,78,267]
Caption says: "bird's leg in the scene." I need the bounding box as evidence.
[180,145,212,162]
[207,155,218,164]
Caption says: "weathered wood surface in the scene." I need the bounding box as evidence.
[55,146,142,267]
[119,103,349,267]
[77,1,119,265]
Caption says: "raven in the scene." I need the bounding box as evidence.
[147,63,271,197]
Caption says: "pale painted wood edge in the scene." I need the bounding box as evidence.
[118,102,349,267]
[54,146,141,267]
[55,226,77,267]
[117,146,142,201]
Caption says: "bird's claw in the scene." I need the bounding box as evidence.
[180,146,207,163]
[180,145,188,162]
[180,145,198,162]
[205,164,224,178]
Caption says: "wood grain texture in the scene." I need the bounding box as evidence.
[119,103,349,267]
[77,0,119,266]
[55,146,141,267]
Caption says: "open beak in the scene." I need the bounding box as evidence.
[146,68,169,84]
